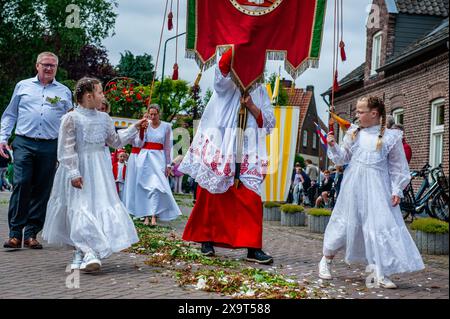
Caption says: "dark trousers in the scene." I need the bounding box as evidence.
[8,136,57,240]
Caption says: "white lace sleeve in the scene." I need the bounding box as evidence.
[164,123,173,165]
[387,131,411,198]
[58,114,80,180]
[105,115,138,149]
[213,66,237,96]
[327,125,357,166]
[259,86,276,134]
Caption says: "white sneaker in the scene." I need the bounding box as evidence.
[70,250,84,270]
[318,256,333,280]
[377,276,397,289]
[80,252,101,272]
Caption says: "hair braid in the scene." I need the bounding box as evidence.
[75,77,101,104]
[352,126,361,140]
[376,111,386,151]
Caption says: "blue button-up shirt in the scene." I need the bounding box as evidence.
[0,76,73,143]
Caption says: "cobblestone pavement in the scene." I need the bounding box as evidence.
[0,192,448,299]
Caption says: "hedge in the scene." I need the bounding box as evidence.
[306,208,332,216]
[280,204,304,213]
[411,218,449,234]
[263,202,283,208]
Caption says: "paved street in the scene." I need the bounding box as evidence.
[0,191,448,299]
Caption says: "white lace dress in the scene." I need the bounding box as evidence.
[132,122,182,220]
[324,124,425,277]
[42,107,139,259]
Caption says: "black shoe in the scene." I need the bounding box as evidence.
[246,249,273,264]
[201,242,215,256]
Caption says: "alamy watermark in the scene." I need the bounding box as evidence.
[366,4,381,29]
[65,4,80,28]
[65,265,80,289]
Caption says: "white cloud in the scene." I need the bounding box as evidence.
[102,0,372,123]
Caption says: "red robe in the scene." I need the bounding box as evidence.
[403,139,412,164]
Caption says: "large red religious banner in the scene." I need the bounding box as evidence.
[186,0,327,91]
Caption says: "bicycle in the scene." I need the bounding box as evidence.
[429,164,449,222]
[400,164,449,222]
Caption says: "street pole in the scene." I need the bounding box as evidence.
[159,32,186,112]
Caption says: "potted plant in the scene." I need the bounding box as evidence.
[280,204,305,226]
[411,218,448,255]
[306,208,332,233]
[263,202,282,221]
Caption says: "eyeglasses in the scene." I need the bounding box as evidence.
[39,63,58,69]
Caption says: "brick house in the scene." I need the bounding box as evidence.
[322,0,449,175]
[283,81,328,169]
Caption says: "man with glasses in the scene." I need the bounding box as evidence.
[0,52,73,249]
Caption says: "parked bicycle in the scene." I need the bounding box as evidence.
[400,164,449,222]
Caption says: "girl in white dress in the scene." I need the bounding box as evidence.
[318,96,424,289]
[42,77,146,272]
[132,104,182,226]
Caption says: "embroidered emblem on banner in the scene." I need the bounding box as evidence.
[229,0,284,16]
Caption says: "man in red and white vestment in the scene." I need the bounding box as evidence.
[180,49,276,264]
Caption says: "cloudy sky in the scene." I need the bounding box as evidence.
[103,0,374,122]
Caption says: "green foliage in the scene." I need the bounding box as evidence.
[116,51,155,86]
[59,79,76,92]
[281,204,304,213]
[294,154,306,168]
[267,73,288,106]
[131,221,240,268]
[62,44,116,83]
[203,88,213,107]
[176,267,326,299]
[263,201,283,208]
[152,78,197,122]
[411,218,449,234]
[306,208,331,216]
[0,0,118,114]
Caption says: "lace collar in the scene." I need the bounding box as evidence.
[361,124,381,134]
[75,106,98,116]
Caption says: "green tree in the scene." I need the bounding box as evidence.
[294,154,306,168]
[0,0,118,113]
[203,88,213,109]
[152,78,196,123]
[116,51,155,86]
[63,44,117,84]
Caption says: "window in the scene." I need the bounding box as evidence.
[370,31,382,76]
[429,99,445,167]
[392,108,404,125]
[302,130,308,147]
[312,134,317,149]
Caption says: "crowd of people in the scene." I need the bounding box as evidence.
[288,160,344,209]
[0,51,425,289]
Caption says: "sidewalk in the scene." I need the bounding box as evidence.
[0,191,448,299]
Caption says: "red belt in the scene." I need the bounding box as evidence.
[142,142,163,150]
[131,147,141,154]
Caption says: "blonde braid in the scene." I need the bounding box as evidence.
[376,108,386,151]
[352,127,361,140]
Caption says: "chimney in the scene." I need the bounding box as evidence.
[280,78,293,88]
